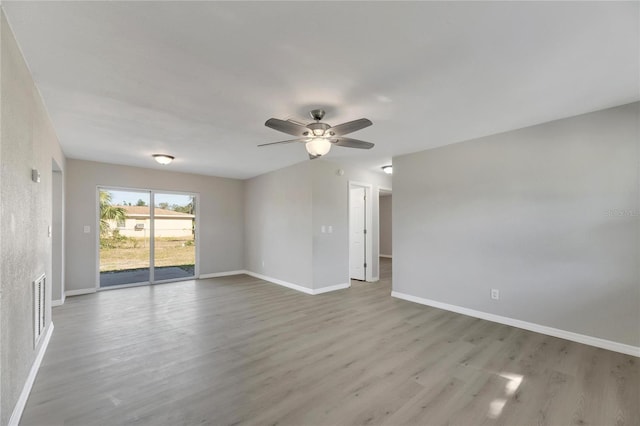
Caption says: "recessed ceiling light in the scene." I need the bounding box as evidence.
[153,154,174,165]
[382,165,392,174]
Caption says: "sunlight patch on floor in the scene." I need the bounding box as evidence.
[487,372,524,419]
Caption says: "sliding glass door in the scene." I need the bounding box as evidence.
[98,187,197,289]
[153,193,196,282]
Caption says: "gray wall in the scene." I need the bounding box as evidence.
[65,159,244,291]
[379,194,392,256]
[244,161,314,289]
[0,10,66,424]
[393,102,639,347]
[311,160,392,286]
[244,159,392,290]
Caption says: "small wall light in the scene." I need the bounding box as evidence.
[381,165,393,175]
[153,154,174,165]
[31,169,41,183]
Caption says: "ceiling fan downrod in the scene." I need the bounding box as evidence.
[310,109,325,121]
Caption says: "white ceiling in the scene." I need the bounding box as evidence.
[3,1,638,179]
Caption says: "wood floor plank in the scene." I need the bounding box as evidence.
[19,259,639,426]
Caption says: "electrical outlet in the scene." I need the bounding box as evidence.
[491,289,500,300]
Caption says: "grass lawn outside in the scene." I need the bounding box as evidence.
[100,237,195,272]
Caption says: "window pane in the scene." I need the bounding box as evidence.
[153,193,196,281]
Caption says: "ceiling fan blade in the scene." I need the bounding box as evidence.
[287,118,307,126]
[308,154,321,160]
[265,118,309,136]
[328,118,372,136]
[257,138,308,147]
[331,137,375,149]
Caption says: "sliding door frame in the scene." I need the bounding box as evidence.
[95,185,200,290]
[152,189,200,285]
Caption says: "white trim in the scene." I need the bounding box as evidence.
[9,323,54,426]
[312,282,351,294]
[199,270,247,279]
[378,186,392,283]
[51,292,66,307]
[149,191,155,282]
[201,271,349,295]
[372,276,380,282]
[65,288,96,297]
[95,186,101,291]
[391,291,640,357]
[349,181,374,282]
[245,271,315,295]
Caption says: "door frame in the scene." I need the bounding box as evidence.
[51,160,64,305]
[152,189,200,284]
[348,181,373,282]
[95,185,200,290]
[377,186,392,281]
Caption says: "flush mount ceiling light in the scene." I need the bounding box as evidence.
[382,165,393,174]
[153,154,174,165]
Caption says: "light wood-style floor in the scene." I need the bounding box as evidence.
[21,259,638,425]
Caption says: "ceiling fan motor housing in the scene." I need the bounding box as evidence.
[305,122,331,137]
[310,109,326,121]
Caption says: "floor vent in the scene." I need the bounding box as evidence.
[33,274,46,348]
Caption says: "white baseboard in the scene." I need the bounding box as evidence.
[244,272,350,295]
[391,291,640,357]
[372,276,380,282]
[9,322,54,426]
[245,271,315,295]
[65,288,96,297]
[199,270,247,279]
[380,254,393,258]
[52,292,66,306]
[313,282,350,294]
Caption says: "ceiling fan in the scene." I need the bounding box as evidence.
[259,109,374,159]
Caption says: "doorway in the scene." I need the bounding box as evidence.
[378,187,392,281]
[51,160,64,304]
[349,182,373,281]
[98,187,197,288]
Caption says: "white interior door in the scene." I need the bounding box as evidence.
[350,187,366,280]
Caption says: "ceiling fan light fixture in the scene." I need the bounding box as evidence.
[261,110,374,159]
[153,154,174,165]
[305,138,332,157]
[382,165,393,174]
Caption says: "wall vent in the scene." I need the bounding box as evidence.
[33,274,46,348]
